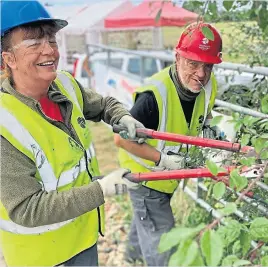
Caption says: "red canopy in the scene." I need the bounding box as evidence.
[105,0,198,28]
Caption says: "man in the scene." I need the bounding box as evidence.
[0,1,142,266]
[114,22,223,266]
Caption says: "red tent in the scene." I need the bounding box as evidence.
[105,0,198,28]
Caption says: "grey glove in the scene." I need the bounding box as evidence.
[118,115,146,144]
[97,168,140,197]
[203,119,226,140]
[157,152,185,170]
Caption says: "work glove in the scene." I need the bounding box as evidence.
[97,168,140,197]
[118,115,146,144]
[156,152,185,170]
[203,119,226,140]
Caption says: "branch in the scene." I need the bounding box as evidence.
[248,241,265,262]
[236,161,268,203]
[198,217,221,238]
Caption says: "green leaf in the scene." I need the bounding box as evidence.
[260,148,268,160]
[222,255,239,266]
[155,9,162,23]
[260,133,268,139]
[223,0,234,11]
[158,224,205,253]
[213,182,226,200]
[217,220,242,247]
[232,240,241,255]
[210,115,223,127]
[230,169,248,191]
[255,138,268,154]
[240,230,251,256]
[250,217,268,242]
[206,160,219,176]
[219,202,237,216]
[239,157,256,167]
[241,134,251,147]
[261,255,268,266]
[168,239,199,266]
[200,230,223,266]
[190,251,205,266]
[233,259,251,266]
[208,1,217,17]
[201,26,215,41]
[261,95,268,114]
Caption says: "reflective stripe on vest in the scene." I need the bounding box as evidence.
[0,217,75,235]
[56,72,82,112]
[0,107,95,192]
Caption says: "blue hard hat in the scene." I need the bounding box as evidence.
[1,0,68,36]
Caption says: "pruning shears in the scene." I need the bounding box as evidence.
[108,125,265,202]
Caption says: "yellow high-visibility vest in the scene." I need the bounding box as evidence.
[0,71,104,266]
[118,68,217,193]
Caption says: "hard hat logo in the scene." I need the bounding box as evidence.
[199,37,210,51]
[202,38,209,45]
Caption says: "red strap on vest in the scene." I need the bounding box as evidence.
[39,97,63,122]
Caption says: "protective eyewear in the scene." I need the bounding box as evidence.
[185,59,214,72]
[10,37,58,54]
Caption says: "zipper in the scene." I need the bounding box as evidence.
[84,151,104,237]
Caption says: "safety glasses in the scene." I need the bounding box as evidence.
[185,58,214,73]
[10,36,58,54]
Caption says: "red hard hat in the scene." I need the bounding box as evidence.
[175,23,222,64]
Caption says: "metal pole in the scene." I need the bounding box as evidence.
[140,56,145,83]
[215,99,268,119]
[107,50,111,69]
[196,182,249,221]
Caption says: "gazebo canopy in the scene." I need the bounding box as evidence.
[105,0,198,28]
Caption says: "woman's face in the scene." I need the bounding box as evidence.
[3,26,59,85]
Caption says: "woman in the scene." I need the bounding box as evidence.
[0,1,142,266]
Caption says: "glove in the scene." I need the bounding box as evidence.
[203,119,226,140]
[156,152,185,170]
[118,115,146,144]
[97,168,140,197]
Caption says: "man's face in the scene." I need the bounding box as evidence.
[176,54,213,93]
[6,28,59,84]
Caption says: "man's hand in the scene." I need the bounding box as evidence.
[156,152,185,170]
[203,119,226,140]
[97,168,140,197]
[118,115,145,143]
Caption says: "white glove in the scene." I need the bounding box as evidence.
[156,152,185,170]
[97,168,140,197]
[118,115,145,143]
[203,119,226,140]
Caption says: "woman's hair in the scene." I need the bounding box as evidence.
[1,21,57,80]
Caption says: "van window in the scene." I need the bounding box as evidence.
[128,58,140,75]
[128,57,158,77]
[109,58,123,70]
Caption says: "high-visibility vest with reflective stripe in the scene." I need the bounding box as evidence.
[118,68,217,193]
[0,71,104,266]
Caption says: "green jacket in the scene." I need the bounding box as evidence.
[0,77,130,227]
